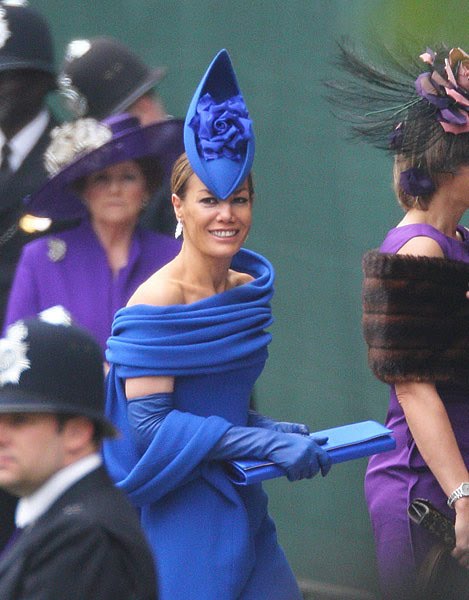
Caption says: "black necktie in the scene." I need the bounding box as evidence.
[0,142,11,173]
[0,527,23,560]
[0,143,12,185]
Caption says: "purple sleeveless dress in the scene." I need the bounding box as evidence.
[364,223,469,599]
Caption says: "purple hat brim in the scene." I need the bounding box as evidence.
[183,49,255,200]
[25,118,184,221]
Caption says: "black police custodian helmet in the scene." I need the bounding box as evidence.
[0,307,116,438]
[58,36,167,120]
[0,1,55,76]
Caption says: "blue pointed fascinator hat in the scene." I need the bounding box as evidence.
[184,49,255,200]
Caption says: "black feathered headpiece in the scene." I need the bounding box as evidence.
[329,43,469,198]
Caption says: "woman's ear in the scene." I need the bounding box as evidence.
[172,193,182,219]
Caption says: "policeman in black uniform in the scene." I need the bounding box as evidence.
[0,0,69,552]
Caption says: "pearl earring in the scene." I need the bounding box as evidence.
[175,219,183,239]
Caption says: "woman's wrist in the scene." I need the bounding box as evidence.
[448,482,469,509]
[453,496,469,513]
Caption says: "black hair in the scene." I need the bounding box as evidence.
[134,155,163,194]
[72,155,163,197]
[55,413,105,446]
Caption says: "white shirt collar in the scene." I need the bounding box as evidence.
[0,110,50,172]
[15,453,102,529]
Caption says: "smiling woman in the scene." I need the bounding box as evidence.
[172,155,253,256]
[103,49,331,600]
[126,155,254,308]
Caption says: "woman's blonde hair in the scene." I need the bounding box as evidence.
[171,152,254,199]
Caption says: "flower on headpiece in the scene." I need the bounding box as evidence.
[419,48,436,66]
[447,48,469,93]
[400,167,435,197]
[0,7,11,49]
[44,118,112,176]
[0,321,30,386]
[415,47,469,134]
[189,93,253,161]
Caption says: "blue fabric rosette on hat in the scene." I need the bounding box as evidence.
[183,48,255,199]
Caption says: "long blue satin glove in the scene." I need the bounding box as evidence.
[248,409,310,435]
[208,425,331,481]
[127,393,331,481]
[127,392,173,453]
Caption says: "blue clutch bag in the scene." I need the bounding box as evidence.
[225,420,395,485]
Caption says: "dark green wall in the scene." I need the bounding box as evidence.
[32,0,469,594]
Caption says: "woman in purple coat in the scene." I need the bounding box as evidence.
[4,114,182,351]
[332,45,469,598]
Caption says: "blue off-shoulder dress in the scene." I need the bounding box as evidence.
[103,248,302,600]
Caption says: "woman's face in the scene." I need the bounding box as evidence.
[82,160,148,228]
[173,173,252,258]
[451,165,469,201]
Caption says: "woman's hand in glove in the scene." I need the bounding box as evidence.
[247,410,310,435]
[268,432,331,481]
[209,426,331,481]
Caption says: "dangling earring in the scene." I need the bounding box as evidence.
[141,196,150,209]
[175,218,183,239]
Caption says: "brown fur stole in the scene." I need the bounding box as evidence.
[362,250,469,385]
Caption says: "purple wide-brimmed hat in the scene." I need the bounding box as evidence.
[184,49,255,200]
[25,113,184,221]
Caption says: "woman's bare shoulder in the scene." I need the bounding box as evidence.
[228,269,254,289]
[127,264,184,307]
